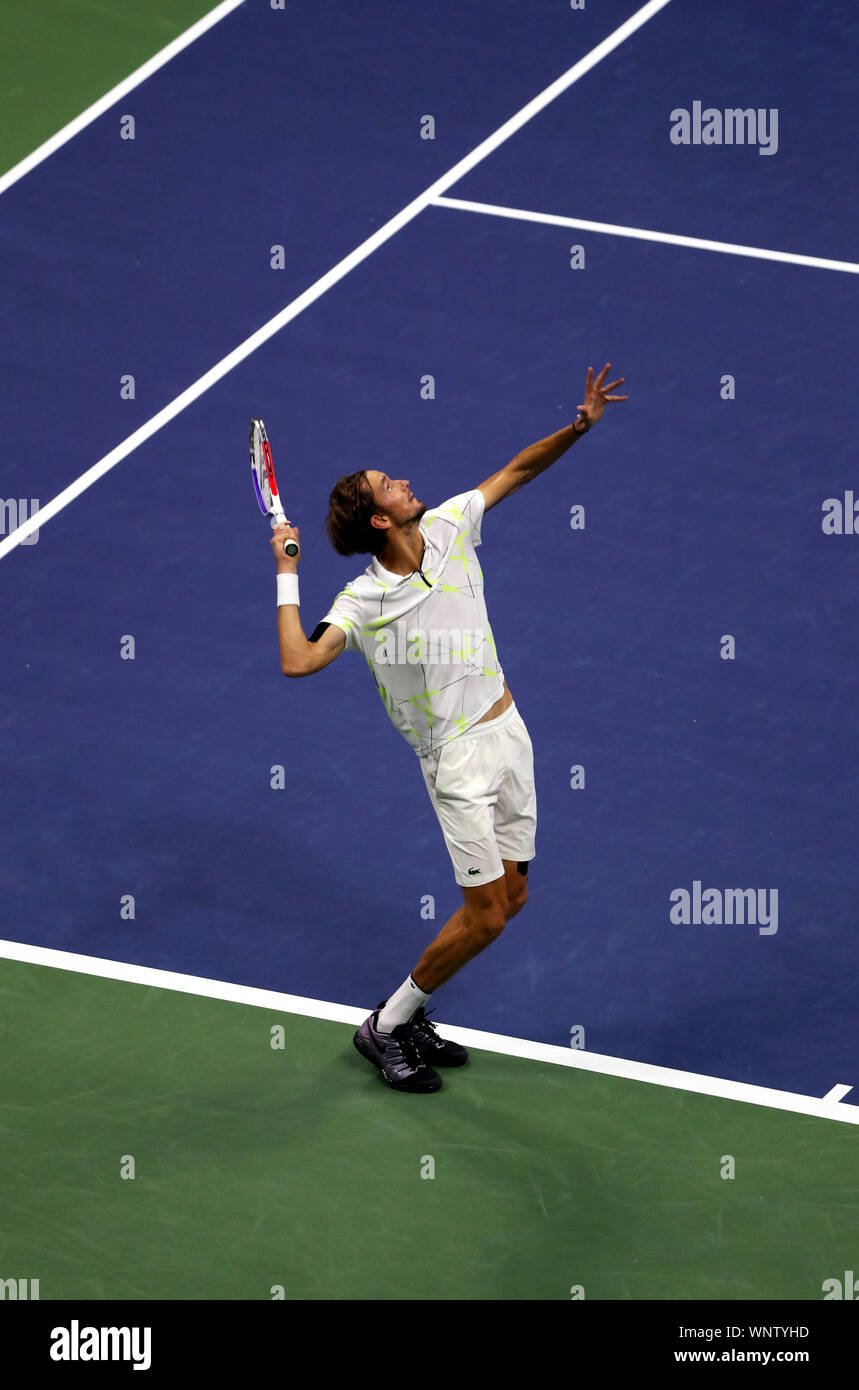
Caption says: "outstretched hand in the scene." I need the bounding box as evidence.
[577,363,628,428]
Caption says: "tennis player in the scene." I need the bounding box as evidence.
[271,364,627,1092]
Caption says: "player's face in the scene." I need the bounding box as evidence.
[367,471,424,525]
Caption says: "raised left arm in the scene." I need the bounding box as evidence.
[477,362,627,512]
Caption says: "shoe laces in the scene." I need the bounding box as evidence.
[390,1024,425,1070]
[411,1006,438,1036]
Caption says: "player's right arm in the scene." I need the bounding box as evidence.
[279,607,345,676]
[271,523,347,677]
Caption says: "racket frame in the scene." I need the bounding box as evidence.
[250,417,299,558]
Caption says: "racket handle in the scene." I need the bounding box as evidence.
[271,511,300,560]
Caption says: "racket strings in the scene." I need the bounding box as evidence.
[251,423,273,514]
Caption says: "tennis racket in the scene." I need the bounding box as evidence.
[249,417,300,558]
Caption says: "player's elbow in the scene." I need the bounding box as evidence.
[281,653,309,678]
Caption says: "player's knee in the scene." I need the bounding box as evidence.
[465,905,507,947]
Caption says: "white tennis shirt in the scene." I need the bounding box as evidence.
[321,489,505,756]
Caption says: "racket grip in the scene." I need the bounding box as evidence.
[270,511,300,560]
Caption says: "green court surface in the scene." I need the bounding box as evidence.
[0,957,855,1301]
[0,0,218,176]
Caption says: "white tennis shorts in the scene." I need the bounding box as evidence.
[419,701,537,888]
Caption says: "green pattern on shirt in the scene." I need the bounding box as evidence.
[408,687,441,727]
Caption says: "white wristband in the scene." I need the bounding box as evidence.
[277,573,299,607]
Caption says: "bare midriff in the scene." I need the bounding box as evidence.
[477,680,513,725]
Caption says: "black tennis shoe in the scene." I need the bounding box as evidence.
[406,1006,469,1067]
[353,1008,443,1093]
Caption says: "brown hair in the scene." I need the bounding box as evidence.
[325,470,389,557]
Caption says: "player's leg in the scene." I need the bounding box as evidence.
[373,723,527,1042]
[353,728,503,1087]
[354,710,532,1088]
[399,714,534,1020]
[501,857,529,919]
[409,872,508,994]
[403,858,527,995]
[388,708,535,1007]
[390,723,512,1004]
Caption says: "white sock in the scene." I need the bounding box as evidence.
[376,976,431,1033]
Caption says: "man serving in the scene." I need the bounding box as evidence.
[271,364,627,1093]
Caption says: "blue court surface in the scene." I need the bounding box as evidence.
[2,0,858,1109]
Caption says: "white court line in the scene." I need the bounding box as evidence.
[0,0,672,559]
[0,0,245,197]
[823,1083,853,1103]
[1,937,856,1127]
[432,195,859,275]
